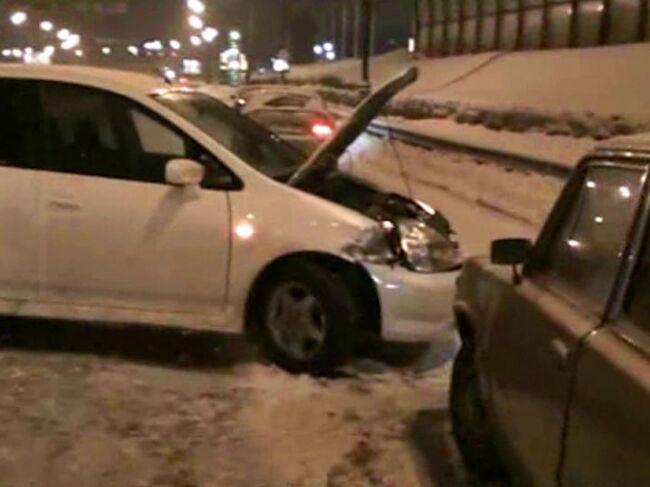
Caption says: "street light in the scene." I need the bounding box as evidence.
[40,20,54,32]
[187,0,206,15]
[12,48,23,58]
[190,35,202,47]
[57,28,71,41]
[1,49,11,57]
[313,44,324,55]
[169,39,182,50]
[144,40,164,51]
[201,27,218,43]
[325,51,336,61]
[43,45,55,56]
[74,49,83,57]
[101,46,111,55]
[10,11,28,26]
[188,15,204,30]
[229,30,242,41]
[60,34,80,50]
[323,42,334,52]
[128,45,139,56]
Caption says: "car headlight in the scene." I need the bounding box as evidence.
[398,219,462,273]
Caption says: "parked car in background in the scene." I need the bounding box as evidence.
[451,135,650,485]
[232,85,328,114]
[0,64,461,374]
[246,107,337,154]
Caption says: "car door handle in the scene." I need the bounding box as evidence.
[49,199,81,211]
[550,338,573,371]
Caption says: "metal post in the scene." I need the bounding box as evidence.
[361,0,372,83]
[494,0,503,51]
[458,0,466,53]
[475,0,484,52]
[569,0,580,47]
[541,0,551,48]
[341,0,349,58]
[515,0,525,49]
[637,0,648,42]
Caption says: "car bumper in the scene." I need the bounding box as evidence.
[363,263,461,343]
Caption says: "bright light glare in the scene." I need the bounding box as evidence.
[313,45,323,55]
[10,11,28,26]
[187,0,206,14]
[1,49,11,57]
[586,180,597,189]
[325,51,336,61]
[619,186,632,199]
[43,45,55,56]
[60,34,80,51]
[101,46,111,55]
[74,49,83,57]
[144,40,164,51]
[163,67,177,80]
[234,222,255,240]
[40,20,54,32]
[568,239,581,249]
[323,42,334,52]
[408,37,416,53]
[229,30,242,41]
[12,48,23,58]
[57,28,70,41]
[312,123,333,138]
[272,58,289,72]
[201,27,218,42]
[190,35,202,46]
[128,45,139,56]
[188,15,204,30]
[594,216,604,224]
[169,39,182,50]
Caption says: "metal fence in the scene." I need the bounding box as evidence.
[414,0,650,56]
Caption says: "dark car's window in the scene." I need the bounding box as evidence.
[155,92,305,178]
[41,82,134,179]
[0,79,44,170]
[625,224,650,331]
[537,165,645,314]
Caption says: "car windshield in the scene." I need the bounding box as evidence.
[154,91,305,179]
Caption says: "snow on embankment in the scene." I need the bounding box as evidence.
[295,44,650,144]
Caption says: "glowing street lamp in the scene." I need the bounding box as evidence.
[40,20,54,32]
[323,42,334,52]
[127,45,139,56]
[43,45,55,56]
[313,44,323,56]
[201,27,218,43]
[188,15,204,30]
[101,46,111,55]
[10,11,28,26]
[187,0,206,15]
[229,30,242,42]
[1,49,11,57]
[60,34,80,51]
[74,49,83,58]
[12,48,23,58]
[169,39,182,50]
[57,28,71,41]
[190,35,202,47]
[325,51,336,61]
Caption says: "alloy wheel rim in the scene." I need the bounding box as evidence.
[266,282,327,361]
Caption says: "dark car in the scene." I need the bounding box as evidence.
[451,134,650,486]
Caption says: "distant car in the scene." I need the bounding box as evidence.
[451,135,650,485]
[0,64,461,374]
[247,107,337,154]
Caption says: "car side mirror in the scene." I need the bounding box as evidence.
[165,158,205,186]
[491,238,532,284]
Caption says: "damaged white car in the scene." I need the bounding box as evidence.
[0,64,461,372]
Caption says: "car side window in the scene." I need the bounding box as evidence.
[125,106,235,189]
[625,225,650,331]
[41,82,135,180]
[266,94,309,108]
[536,165,645,314]
[0,79,44,170]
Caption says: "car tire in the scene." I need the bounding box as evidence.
[450,345,508,481]
[257,261,359,374]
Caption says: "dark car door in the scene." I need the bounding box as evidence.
[562,165,650,486]
[484,161,647,486]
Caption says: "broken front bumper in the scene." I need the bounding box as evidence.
[363,263,460,343]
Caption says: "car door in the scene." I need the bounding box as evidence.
[483,162,647,486]
[562,179,650,486]
[40,81,232,317]
[0,79,44,302]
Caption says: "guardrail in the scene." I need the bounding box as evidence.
[366,121,573,181]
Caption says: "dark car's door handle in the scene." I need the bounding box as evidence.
[550,338,572,371]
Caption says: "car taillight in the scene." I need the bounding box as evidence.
[311,121,334,139]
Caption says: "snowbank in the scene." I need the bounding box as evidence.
[296,44,650,144]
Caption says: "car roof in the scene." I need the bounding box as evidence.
[0,63,166,96]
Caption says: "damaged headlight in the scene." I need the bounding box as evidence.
[398,219,462,273]
[343,219,461,273]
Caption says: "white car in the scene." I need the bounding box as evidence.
[0,64,461,373]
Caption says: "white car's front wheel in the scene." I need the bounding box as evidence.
[257,261,358,374]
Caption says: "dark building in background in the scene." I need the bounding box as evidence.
[414,0,650,57]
